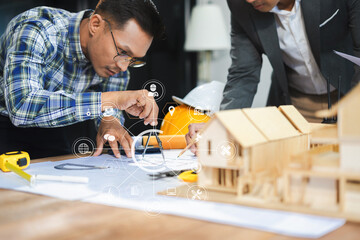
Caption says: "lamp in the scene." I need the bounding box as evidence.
[184,2,230,85]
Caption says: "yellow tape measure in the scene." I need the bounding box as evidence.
[178,170,198,182]
[0,151,30,172]
[0,151,88,184]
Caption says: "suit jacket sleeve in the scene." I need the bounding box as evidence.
[348,0,360,86]
[220,14,263,110]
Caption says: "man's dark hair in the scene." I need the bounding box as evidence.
[94,0,165,40]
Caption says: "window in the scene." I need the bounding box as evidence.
[238,145,242,157]
[208,140,211,155]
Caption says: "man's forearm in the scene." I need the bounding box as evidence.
[101,91,121,111]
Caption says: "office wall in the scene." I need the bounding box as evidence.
[197,0,272,108]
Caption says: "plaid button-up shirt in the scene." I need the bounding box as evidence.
[0,7,128,128]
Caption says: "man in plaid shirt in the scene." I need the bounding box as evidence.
[0,0,164,158]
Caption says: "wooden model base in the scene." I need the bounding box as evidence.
[160,180,360,222]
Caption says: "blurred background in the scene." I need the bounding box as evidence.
[0,0,272,135]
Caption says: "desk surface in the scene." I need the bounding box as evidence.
[1,155,359,240]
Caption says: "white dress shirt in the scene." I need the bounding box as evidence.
[270,0,334,94]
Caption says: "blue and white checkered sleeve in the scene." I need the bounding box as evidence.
[3,23,102,127]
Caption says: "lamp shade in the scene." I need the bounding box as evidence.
[184,3,230,51]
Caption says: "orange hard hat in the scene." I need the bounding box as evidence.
[160,104,211,135]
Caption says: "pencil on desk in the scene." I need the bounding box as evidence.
[177,137,198,158]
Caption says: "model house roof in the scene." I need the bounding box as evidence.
[215,109,267,148]
[203,105,309,148]
[279,105,311,134]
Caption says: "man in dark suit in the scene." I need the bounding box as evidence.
[186,0,360,154]
[221,0,359,122]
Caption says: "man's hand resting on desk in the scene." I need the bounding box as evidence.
[185,123,206,156]
[101,90,159,126]
[93,116,133,158]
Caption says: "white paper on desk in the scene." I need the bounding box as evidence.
[0,159,104,200]
[129,150,197,171]
[334,50,360,66]
[85,193,344,239]
[0,151,195,200]
[0,150,345,238]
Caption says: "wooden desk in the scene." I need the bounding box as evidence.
[1,155,359,240]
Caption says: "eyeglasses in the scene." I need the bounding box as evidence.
[104,19,146,68]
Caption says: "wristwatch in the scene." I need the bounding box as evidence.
[102,107,116,117]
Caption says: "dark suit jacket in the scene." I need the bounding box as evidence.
[221,0,360,110]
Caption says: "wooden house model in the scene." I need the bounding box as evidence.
[284,83,360,220]
[197,105,310,199]
[194,84,360,221]
[316,83,360,171]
